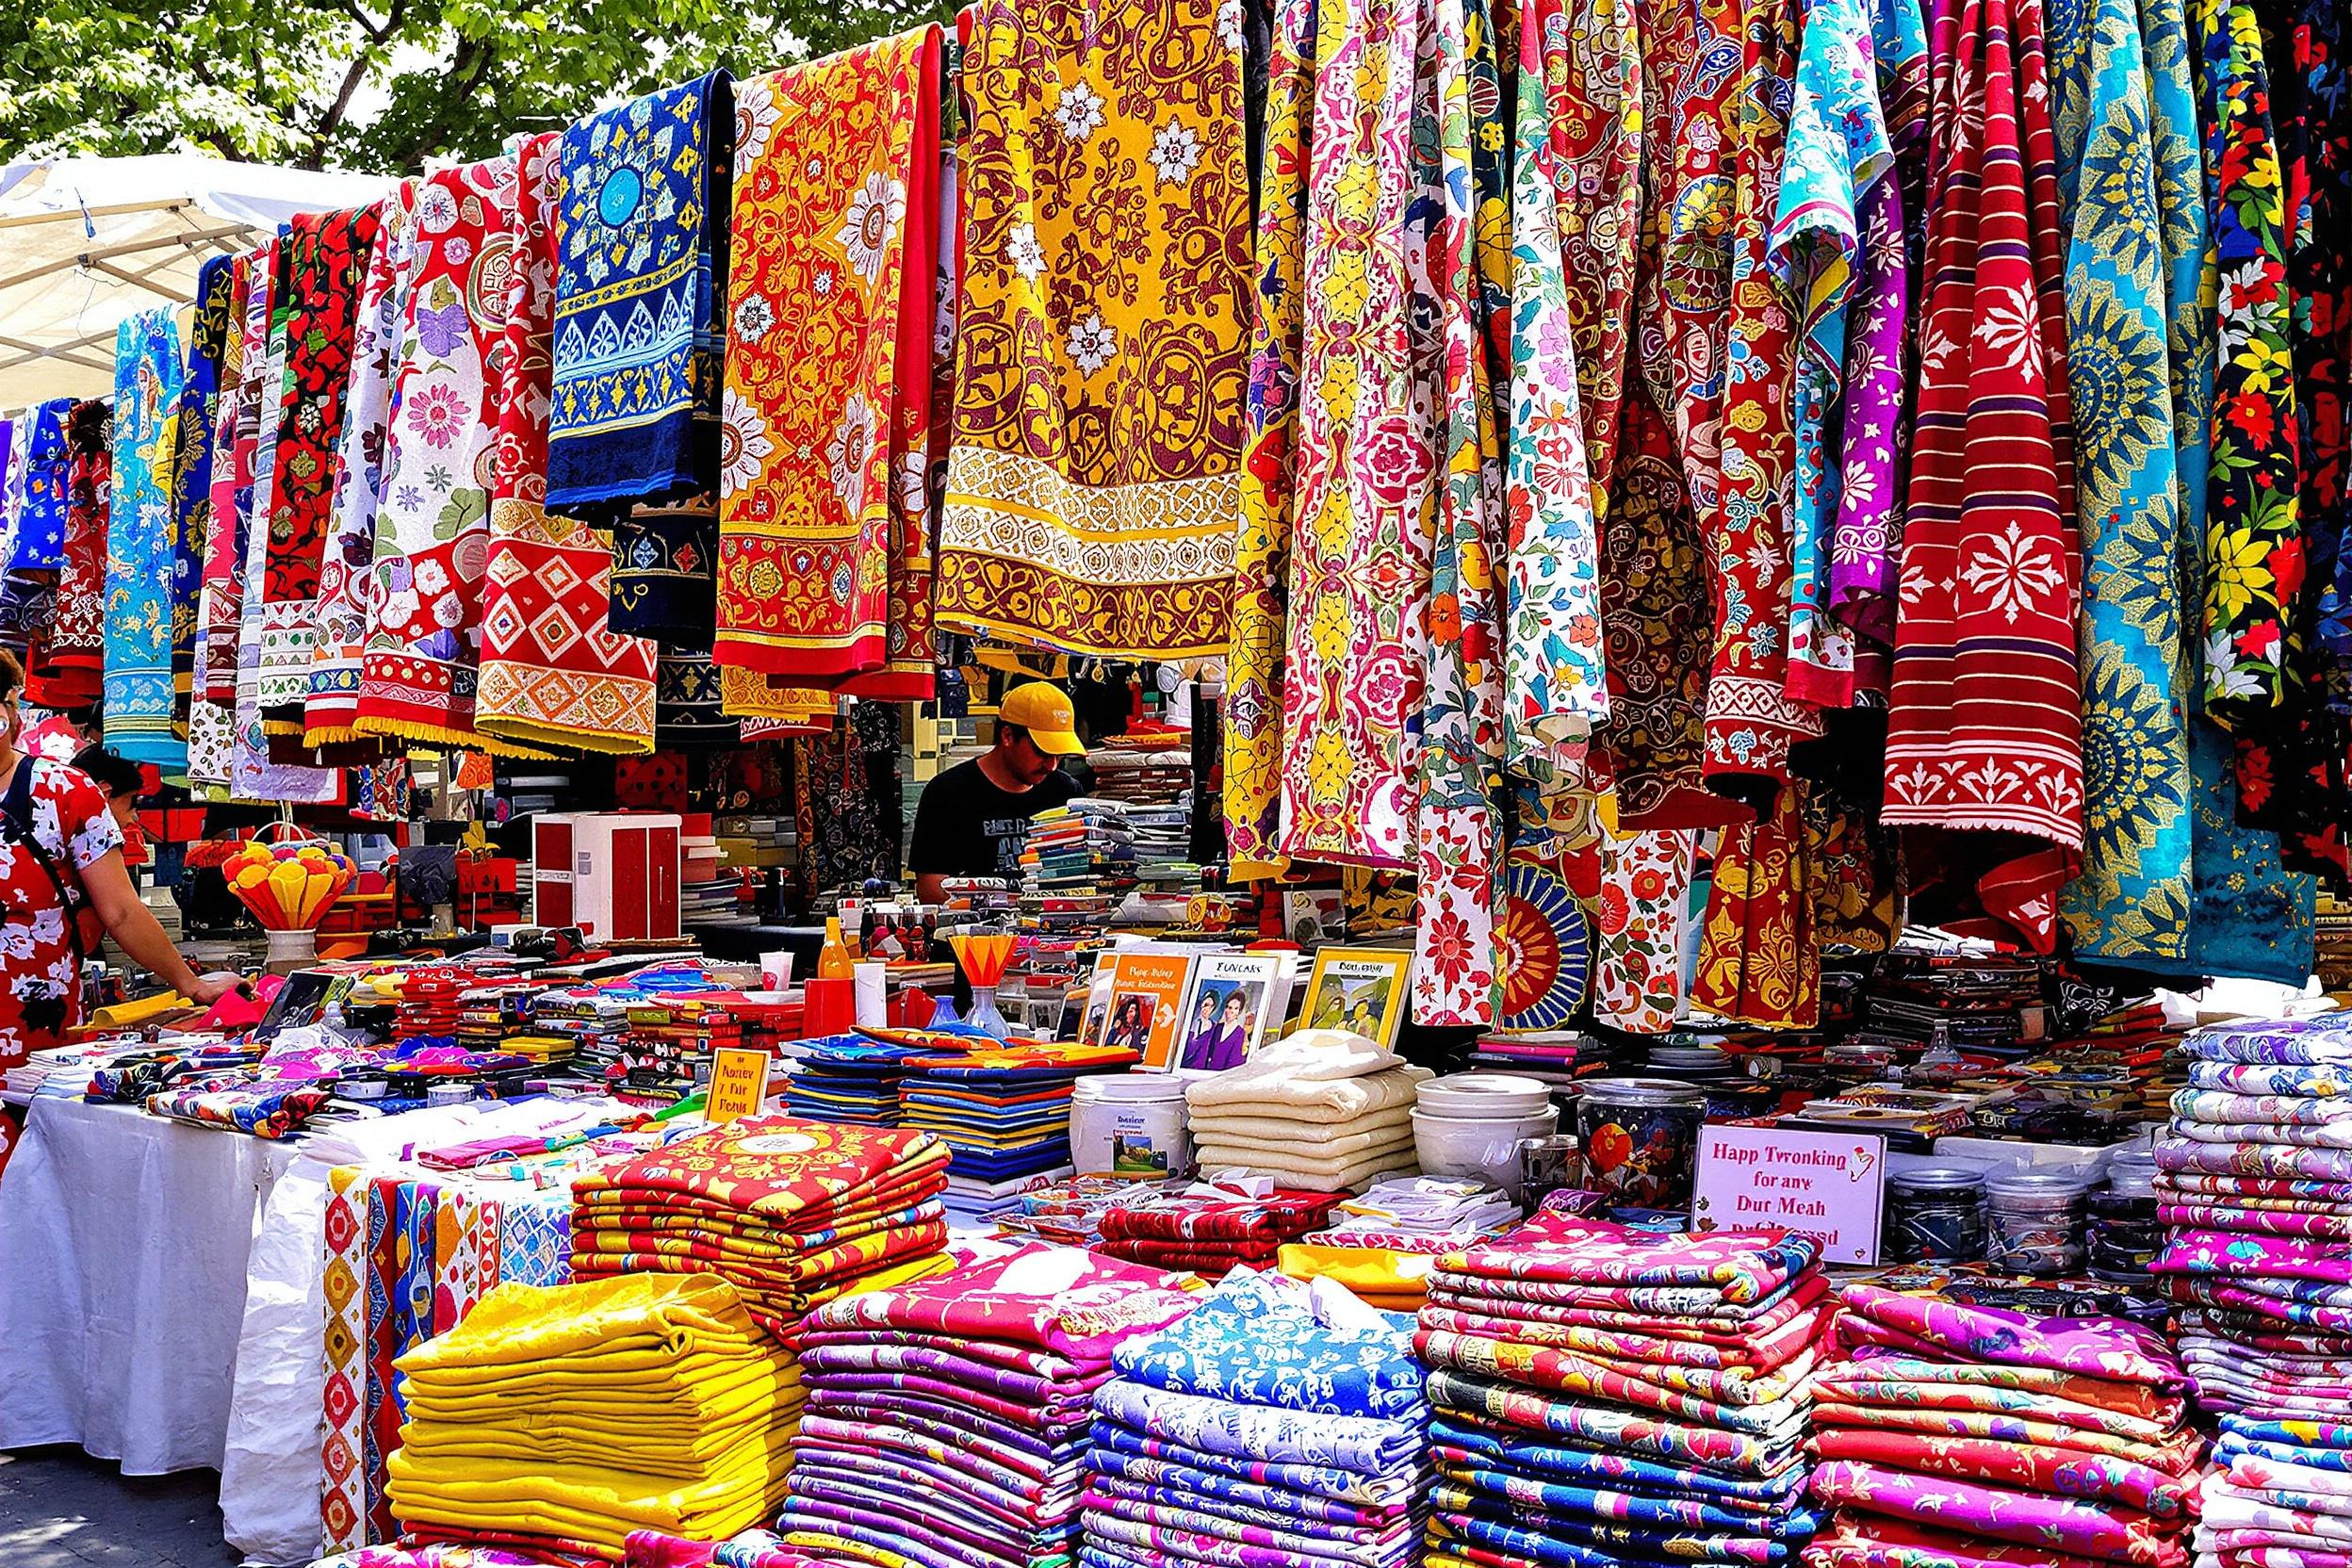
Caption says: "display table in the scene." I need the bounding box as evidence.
[0,1095,300,1474]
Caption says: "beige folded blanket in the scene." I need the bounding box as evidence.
[1190,1119,1416,1162]
[1186,1107,1415,1148]
[1187,1038,1430,1118]
[1193,1145,1423,1194]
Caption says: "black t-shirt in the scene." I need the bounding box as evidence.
[907,759,1081,879]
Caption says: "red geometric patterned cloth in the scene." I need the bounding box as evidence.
[475,131,658,756]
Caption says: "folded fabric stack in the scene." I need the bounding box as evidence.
[2197,1416,2352,1568]
[782,1034,928,1125]
[1278,1176,1522,1312]
[779,1244,1197,1568]
[1089,1267,1428,1568]
[2151,1017,2352,1425]
[1097,1180,1346,1279]
[1417,1216,1827,1568]
[998,1174,1169,1249]
[1184,1030,1432,1193]
[384,1275,799,1559]
[897,1038,1139,1204]
[570,1116,954,1335]
[1806,1282,2201,1568]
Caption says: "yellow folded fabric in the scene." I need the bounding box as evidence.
[400,1409,799,1480]
[399,1351,799,1405]
[1278,1242,1439,1301]
[397,1275,764,1373]
[387,1444,788,1538]
[400,1383,802,1443]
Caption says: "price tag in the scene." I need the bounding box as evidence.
[706,1047,772,1124]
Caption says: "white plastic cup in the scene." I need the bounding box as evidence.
[760,950,795,989]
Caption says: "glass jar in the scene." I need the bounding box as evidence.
[1886,1165,1988,1264]
[1984,1170,2092,1276]
[1574,1078,1708,1212]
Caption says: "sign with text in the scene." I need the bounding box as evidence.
[1692,1123,1886,1265]
[706,1047,772,1124]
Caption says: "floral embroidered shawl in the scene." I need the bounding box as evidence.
[715,29,941,698]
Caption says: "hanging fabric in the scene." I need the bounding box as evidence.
[39,399,111,710]
[1692,781,1820,1028]
[2048,0,2195,961]
[1278,0,1435,867]
[351,154,519,751]
[714,28,942,699]
[476,131,660,757]
[256,204,380,733]
[1219,0,1318,883]
[102,308,185,766]
[548,71,735,511]
[306,188,411,750]
[1706,0,1821,802]
[933,0,1249,658]
[1880,0,2082,952]
[166,255,233,719]
[1413,0,1509,1025]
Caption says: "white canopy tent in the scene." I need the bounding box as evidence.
[0,155,392,406]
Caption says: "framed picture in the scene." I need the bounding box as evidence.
[1097,951,1196,1069]
[1077,954,1119,1046]
[1172,953,1292,1073]
[1297,948,1412,1048]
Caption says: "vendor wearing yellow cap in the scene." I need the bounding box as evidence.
[909,681,1086,902]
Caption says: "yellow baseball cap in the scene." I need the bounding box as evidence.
[999,681,1086,755]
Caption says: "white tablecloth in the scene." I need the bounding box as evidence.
[0,1095,300,1474]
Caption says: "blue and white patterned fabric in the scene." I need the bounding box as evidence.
[1114,1267,1428,1420]
[548,70,731,510]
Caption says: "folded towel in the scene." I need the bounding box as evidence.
[1187,1045,1430,1118]
[1186,1107,1416,1146]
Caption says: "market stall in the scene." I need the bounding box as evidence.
[0,0,2347,1560]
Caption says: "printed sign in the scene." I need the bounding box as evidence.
[1692,1123,1886,1266]
[706,1047,772,1124]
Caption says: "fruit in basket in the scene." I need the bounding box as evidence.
[222,836,358,931]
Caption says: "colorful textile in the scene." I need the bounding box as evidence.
[1277,0,1437,866]
[1810,1461,2185,1567]
[307,188,410,747]
[549,72,733,510]
[1413,0,1508,1026]
[166,255,234,697]
[39,400,110,708]
[2049,0,2195,961]
[477,131,659,756]
[1691,781,1819,1028]
[716,30,942,696]
[1707,0,1821,792]
[9,399,71,574]
[355,154,518,749]
[2190,0,2301,727]
[103,307,185,766]
[935,0,1247,658]
[1503,0,1607,780]
[259,204,381,727]
[1880,0,2082,951]
[1769,0,1913,707]
[1115,1268,1424,1419]
[321,1165,372,1554]
[1220,0,1318,880]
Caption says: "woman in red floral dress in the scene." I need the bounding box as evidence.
[0,653,235,1177]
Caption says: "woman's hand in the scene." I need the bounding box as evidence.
[183,971,243,1006]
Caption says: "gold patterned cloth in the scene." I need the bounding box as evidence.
[933,0,1250,658]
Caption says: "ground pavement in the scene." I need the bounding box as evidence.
[0,1446,237,1568]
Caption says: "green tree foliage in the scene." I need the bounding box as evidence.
[0,0,953,173]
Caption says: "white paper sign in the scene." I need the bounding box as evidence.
[1692,1123,1886,1265]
